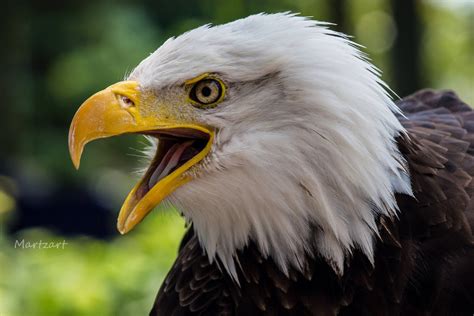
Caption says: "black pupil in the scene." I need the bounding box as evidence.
[201,86,212,97]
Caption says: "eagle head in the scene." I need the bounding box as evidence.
[69,13,412,278]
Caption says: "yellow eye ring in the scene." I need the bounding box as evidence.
[186,74,226,109]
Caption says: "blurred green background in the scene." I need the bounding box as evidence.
[0,0,472,315]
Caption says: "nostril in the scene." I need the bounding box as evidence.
[118,95,135,108]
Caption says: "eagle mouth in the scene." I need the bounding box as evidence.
[134,128,210,204]
[115,124,214,234]
[112,126,213,233]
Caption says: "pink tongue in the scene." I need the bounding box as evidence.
[148,141,194,189]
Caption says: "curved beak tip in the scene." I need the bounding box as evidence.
[69,149,81,170]
[68,123,83,170]
[68,142,82,170]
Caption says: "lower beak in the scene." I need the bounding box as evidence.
[68,81,213,234]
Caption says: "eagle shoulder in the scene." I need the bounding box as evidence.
[394,89,474,314]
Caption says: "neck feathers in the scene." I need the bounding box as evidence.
[162,14,413,280]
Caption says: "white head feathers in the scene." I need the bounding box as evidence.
[130,13,412,280]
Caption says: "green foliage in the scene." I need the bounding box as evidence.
[421,2,474,105]
[1,211,186,316]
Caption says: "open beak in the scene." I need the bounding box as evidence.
[68,81,213,234]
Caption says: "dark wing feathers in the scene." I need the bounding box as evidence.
[150,90,474,315]
[395,90,474,315]
[151,230,236,316]
[398,90,474,238]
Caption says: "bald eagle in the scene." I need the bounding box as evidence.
[68,13,474,315]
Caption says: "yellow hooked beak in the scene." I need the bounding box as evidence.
[68,81,213,234]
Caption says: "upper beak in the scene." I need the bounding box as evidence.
[68,81,213,234]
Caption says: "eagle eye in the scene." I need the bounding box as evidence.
[188,78,225,109]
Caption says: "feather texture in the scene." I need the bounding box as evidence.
[150,90,474,316]
[123,13,474,315]
[131,13,412,277]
